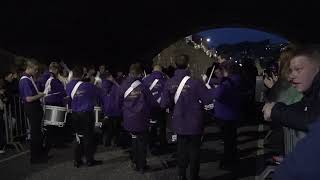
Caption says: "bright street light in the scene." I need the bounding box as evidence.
[206,38,211,42]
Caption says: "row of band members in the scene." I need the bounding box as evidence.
[19,55,243,180]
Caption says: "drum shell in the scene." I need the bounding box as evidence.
[44,106,67,125]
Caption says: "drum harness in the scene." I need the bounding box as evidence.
[71,81,84,144]
[124,80,141,139]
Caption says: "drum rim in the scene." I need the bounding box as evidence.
[94,106,102,110]
[44,105,67,111]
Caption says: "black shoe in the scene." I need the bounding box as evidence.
[138,165,150,174]
[30,157,48,164]
[74,160,83,168]
[86,160,103,167]
[177,176,187,180]
[219,161,237,170]
[130,163,138,171]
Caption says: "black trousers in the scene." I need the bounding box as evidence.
[221,120,238,164]
[131,131,147,170]
[103,116,121,146]
[24,102,45,161]
[149,109,167,149]
[177,135,201,180]
[72,112,95,162]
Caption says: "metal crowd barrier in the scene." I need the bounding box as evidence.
[2,95,30,152]
[257,127,306,180]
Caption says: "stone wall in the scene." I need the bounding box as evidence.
[152,39,216,78]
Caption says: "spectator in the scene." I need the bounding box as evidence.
[273,120,320,180]
[263,45,320,131]
[0,78,6,153]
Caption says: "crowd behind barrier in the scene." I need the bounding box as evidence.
[2,95,30,152]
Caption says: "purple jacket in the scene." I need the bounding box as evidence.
[160,69,214,135]
[101,79,121,117]
[41,72,66,106]
[212,74,243,121]
[19,73,39,103]
[66,80,102,112]
[118,76,157,132]
[142,71,167,106]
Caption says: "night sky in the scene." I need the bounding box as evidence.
[197,28,288,48]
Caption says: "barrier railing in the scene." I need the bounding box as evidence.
[257,127,306,180]
[2,95,30,152]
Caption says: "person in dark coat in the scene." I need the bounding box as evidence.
[118,63,157,174]
[66,66,103,168]
[212,61,243,170]
[19,59,47,164]
[161,54,214,180]
[142,64,168,153]
[273,120,320,180]
[101,72,122,147]
[263,46,320,132]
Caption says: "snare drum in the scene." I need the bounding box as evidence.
[94,106,103,127]
[43,105,68,127]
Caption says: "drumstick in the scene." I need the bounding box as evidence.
[206,65,215,85]
[45,92,61,97]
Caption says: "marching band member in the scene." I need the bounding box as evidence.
[101,72,122,147]
[118,63,157,173]
[142,64,168,153]
[160,54,214,180]
[66,66,103,168]
[19,59,47,164]
[43,62,66,106]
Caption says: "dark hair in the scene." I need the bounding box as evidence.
[72,66,83,79]
[23,59,38,70]
[49,62,59,71]
[218,52,230,60]
[220,61,240,75]
[175,54,189,69]
[129,63,143,77]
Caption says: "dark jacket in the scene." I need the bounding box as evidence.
[101,79,121,117]
[212,74,243,121]
[142,71,167,106]
[273,120,320,180]
[271,72,320,131]
[118,76,157,132]
[160,69,214,135]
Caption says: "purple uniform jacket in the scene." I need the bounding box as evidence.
[212,74,243,121]
[41,72,66,106]
[101,79,121,117]
[66,80,102,112]
[19,73,39,103]
[118,76,157,132]
[142,71,167,106]
[160,69,214,135]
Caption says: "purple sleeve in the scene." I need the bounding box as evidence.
[211,81,227,101]
[197,81,214,105]
[20,80,35,100]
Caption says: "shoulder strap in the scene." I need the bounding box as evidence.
[174,76,190,104]
[149,79,159,90]
[124,80,141,98]
[20,76,39,94]
[71,81,83,99]
[44,76,54,95]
